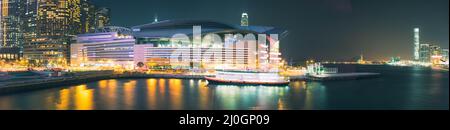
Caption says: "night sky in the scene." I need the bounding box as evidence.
[92,0,449,62]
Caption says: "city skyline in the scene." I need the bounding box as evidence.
[92,0,449,61]
[0,0,448,115]
[0,0,110,66]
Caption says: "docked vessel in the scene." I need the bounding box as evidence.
[205,70,290,86]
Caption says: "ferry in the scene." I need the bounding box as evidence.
[205,70,290,86]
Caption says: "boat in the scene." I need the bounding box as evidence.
[205,70,290,86]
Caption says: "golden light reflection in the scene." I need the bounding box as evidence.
[99,80,108,88]
[74,85,94,110]
[101,79,118,108]
[168,79,183,110]
[157,79,167,107]
[277,98,286,110]
[189,79,194,87]
[123,80,137,109]
[55,89,70,110]
[146,79,157,109]
[291,81,306,94]
[158,78,166,94]
[0,97,13,110]
[198,80,209,87]
[108,79,117,87]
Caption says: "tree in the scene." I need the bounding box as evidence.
[137,62,145,68]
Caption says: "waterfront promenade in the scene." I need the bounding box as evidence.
[0,71,213,94]
[0,71,114,94]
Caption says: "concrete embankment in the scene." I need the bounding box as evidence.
[0,72,211,95]
[0,71,380,95]
[0,71,115,95]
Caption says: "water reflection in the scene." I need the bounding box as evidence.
[123,80,136,109]
[211,85,290,110]
[146,79,157,109]
[74,85,94,110]
[98,79,118,109]
[55,89,69,110]
[0,66,447,110]
[168,79,183,109]
[0,80,322,110]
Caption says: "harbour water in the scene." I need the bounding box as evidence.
[0,65,448,110]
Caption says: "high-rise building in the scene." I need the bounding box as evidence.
[23,0,82,67]
[241,12,248,26]
[419,44,430,63]
[0,0,25,61]
[80,0,96,33]
[442,49,449,62]
[0,0,99,64]
[429,44,442,65]
[1,0,24,48]
[95,7,110,28]
[414,28,420,61]
[72,20,286,70]
[429,44,441,56]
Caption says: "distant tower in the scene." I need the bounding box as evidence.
[358,54,365,64]
[414,28,420,61]
[154,14,158,23]
[241,12,249,26]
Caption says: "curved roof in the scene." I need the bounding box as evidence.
[132,20,287,39]
[132,20,235,31]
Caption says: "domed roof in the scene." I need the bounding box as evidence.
[131,20,287,39]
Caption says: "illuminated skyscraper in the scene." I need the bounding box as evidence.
[0,0,25,60]
[414,28,420,61]
[0,0,98,64]
[0,0,24,48]
[80,0,96,33]
[429,44,442,65]
[23,0,82,66]
[95,7,110,28]
[241,12,248,26]
[443,49,449,62]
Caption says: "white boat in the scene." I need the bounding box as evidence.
[205,70,290,86]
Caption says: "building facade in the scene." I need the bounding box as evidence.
[241,12,248,26]
[414,28,420,61]
[419,43,448,65]
[443,49,449,62]
[71,26,135,69]
[419,44,430,63]
[80,0,96,33]
[0,47,20,60]
[71,20,287,71]
[21,0,99,67]
[0,0,25,61]
[24,0,75,66]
